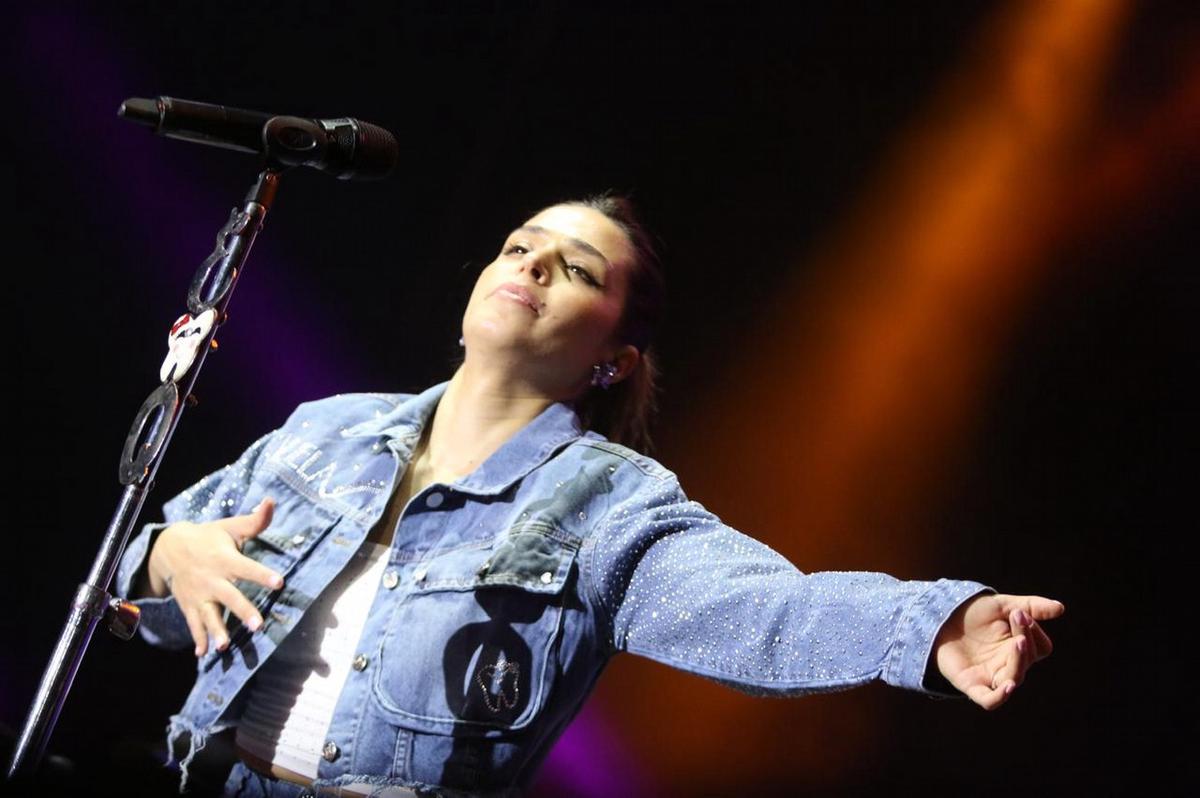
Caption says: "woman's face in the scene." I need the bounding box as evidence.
[462,204,636,396]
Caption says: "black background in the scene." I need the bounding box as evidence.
[7,2,1197,795]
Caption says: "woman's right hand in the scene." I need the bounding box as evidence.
[145,497,285,657]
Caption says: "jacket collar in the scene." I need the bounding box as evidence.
[342,382,448,441]
[342,381,585,497]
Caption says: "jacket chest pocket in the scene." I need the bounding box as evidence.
[370,528,576,735]
[241,503,342,568]
[235,508,344,610]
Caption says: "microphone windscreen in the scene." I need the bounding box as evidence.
[348,120,399,180]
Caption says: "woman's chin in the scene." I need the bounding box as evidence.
[462,319,540,352]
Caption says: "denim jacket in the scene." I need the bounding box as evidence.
[116,382,987,796]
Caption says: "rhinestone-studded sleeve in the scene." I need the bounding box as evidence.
[115,431,278,650]
[585,477,989,697]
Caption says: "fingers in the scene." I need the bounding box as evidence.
[963,613,1028,711]
[1028,620,1054,661]
[182,580,273,658]
[212,581,264,634]
[183,601,231,656]
[222,497,275,544]
[201,601,230,652]
[1001,597,1058,661]
[179,561,279,656]
[999,594,1065,622]
[183,605,208,658]
[964,682,1009,711]
[970,635,1023,711]
[953,593,1063,711]
[1025,595,1066,621]
[160,504,282,657]
[228,554,285,592]
[1008,609,1033,684]
[997,628,1024,693]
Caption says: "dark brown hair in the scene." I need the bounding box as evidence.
[563,193,666,452]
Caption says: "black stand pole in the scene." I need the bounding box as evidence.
[7,169,282,782]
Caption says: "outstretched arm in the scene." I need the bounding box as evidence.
[934,593,1065,709]
[587,466,1065,704]
[586,474,991,698]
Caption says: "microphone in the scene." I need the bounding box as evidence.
[118,96,398,180]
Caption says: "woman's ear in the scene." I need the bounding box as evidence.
[608,344,641,385]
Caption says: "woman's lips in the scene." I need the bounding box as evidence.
[492,283,543,315]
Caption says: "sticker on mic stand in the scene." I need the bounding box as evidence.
[160,310,216,383]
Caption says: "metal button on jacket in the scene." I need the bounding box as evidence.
[382,570,400,589]
[322,741,340,762]
[352,654,369,671]
[425,491,444,508]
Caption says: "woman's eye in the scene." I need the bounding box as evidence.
[568,264,601,287]
[504,244,528,255]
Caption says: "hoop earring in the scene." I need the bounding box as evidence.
[591,362,618,389]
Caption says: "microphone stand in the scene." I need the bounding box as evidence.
[7,168,282,782]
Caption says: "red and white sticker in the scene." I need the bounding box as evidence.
[159,309,216,382]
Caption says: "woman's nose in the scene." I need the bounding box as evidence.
[520,251,553,284]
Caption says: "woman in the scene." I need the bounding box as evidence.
[119,196,1064,797]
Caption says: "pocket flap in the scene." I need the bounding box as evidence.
[250,506,341,563]
[416,530,574,594]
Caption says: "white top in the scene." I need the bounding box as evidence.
[236,542,390,779]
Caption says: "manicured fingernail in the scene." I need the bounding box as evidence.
[247,615,262,632]
[194,645,203,657]
[1017,637,1027,653]
[270,575,284,589]
[1005,682,1015,695]
[1019,610,1032,626]
[217,637,229,650]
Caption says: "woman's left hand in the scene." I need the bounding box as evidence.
[934,593,1065,710]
